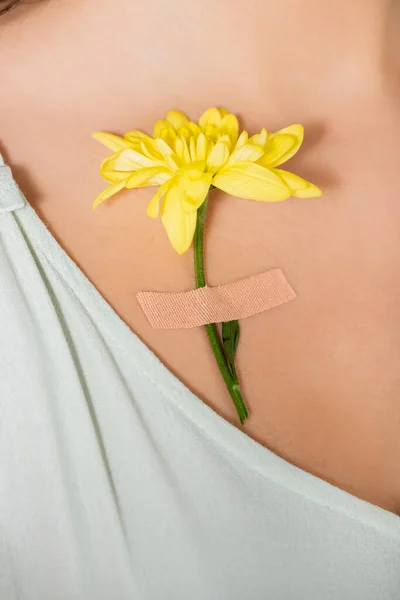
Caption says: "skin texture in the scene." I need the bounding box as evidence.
[1,0,400,515]
[0,2,22,15]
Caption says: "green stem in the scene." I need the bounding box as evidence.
[193,194,249,424]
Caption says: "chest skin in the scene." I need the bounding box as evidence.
[2,102,399,518]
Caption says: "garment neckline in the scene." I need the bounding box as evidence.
[1,155,400,539]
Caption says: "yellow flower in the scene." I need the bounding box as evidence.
[92,108,321,254]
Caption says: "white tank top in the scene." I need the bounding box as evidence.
[1,154,400,600]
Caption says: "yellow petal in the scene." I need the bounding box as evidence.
[100,153,131,183]
[100,148,164,183]
[198,107,227,130]
[91,132,131,152]
[166,110,190,131]
[234,130,249,150]
[260,124,304,168]
[160,184,197,254]
[273,123,304,140]
[187,122,202,137]
[146,179,175,218]
[116,148,162,169]
[140,138,163,161]
[124,130,151,142]
[154,139,181,172]
[164,154,181,171]
[177,126,191,141]
[248,128,268,148]
[273,169,322,198]
[125,167,171,189]
[147,172,172,185]
[196,133,208,161]
[92,181,126,210]
[179,160,206,177]
[180,172,213,213]
[216,134,232,150]
[153,119,177,142]
[155,138,174,157]
[221,113,239,146]
[206,141,230,173]
[213,162,291,202]
[198,108,239,145]
[175,137,191,163]
[228,143,265,165]
[189,137,197,162]
[123,131,154,152]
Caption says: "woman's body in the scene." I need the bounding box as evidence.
[1,158,400,600]
[1,2,400,596]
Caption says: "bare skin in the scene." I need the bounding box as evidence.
[1,0,400,515]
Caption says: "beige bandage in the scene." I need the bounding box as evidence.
[136,268,296,329]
